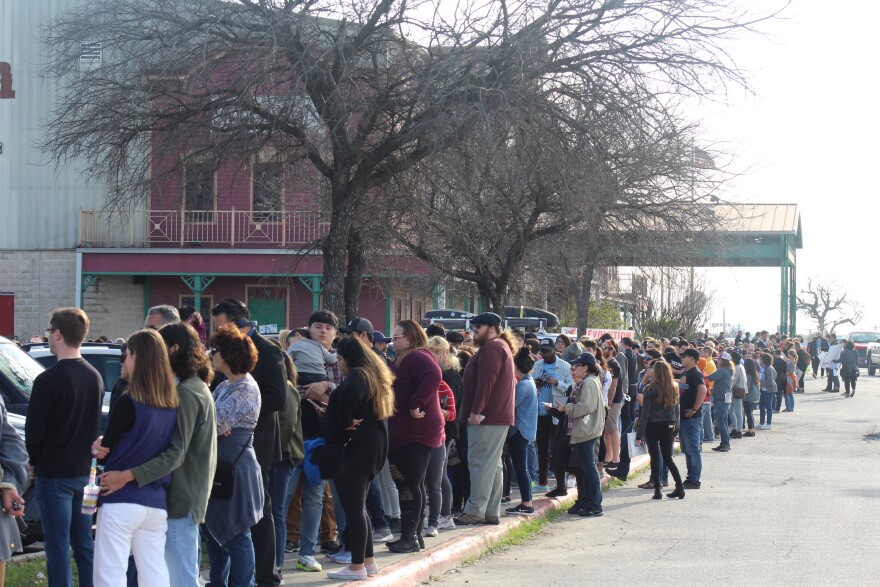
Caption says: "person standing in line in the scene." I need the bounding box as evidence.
[635,361,684,500]
[0,394,29,586]
[203,324,265,586]
[678,349,707,490]
[729,351,747,439]
[708,354,734,452]
[454,313,517,527]
[757,353,777,430]
[92,329,179,587]
[97,323,217,587]
[742,357,761,437]
[424,336,459,535]
[211,299,287,587]
[531,340,572,492]
[385,320,443,552]
[839,340,860,397]
[321,336,395,581]
[546,352,604,516]
[25,308,103,587]
[505,348,538,516]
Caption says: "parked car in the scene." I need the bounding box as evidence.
[838,332,880,369]
[23,341,123,406]
[0,337,45,545]
[864,338,880,376]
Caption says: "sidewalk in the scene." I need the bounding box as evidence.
[296,452,651,586]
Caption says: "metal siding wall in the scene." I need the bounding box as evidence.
[0,0,105,250]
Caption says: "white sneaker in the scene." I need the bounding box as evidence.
[329,549,351,564]
[436,515,456,530]
[365,561,379,576]
[372,528,393,543]
[327,566,368,581]
[424,525,438,537]
[296,555,322,572]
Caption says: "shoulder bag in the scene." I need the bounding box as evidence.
[211,435,251,500]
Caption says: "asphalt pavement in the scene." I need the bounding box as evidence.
[439,370,880,586]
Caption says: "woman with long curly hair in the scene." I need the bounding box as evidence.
[635,361,684,500]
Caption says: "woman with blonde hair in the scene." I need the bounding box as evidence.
[321,336,395,580]
[386,320,443,553]
[93,328,179,586]
[635,361,684,500]
[423,336,459,535]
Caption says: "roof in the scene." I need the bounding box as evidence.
[714,204,800,236]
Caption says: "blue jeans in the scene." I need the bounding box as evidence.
[291,464,326,557]
[527,441,538,482]
[573,439,602,511]
[366,476,389,530]
[701,403,714,442]
[35,476,94,587]
[760,392,775,426]
[678,418,703,483]
[508,431,532,503]
[268,460,296,567]
[713,401,730,446]
[784,391,795,411]
[166,514,200,587]
[204,526,254,587]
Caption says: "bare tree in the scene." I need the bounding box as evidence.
[43,0,783,318]
[797,278,863,335]
[621,266,716,339]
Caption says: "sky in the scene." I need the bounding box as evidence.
[692,0,880,335]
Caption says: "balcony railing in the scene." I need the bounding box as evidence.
[78,209,329,248]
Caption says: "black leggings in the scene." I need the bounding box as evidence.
[645,421,682,488]
[388,443,430,539]
[335,470,375,565]
[843,375,857,395]
[502,438,513,498]
[535,415,554,485]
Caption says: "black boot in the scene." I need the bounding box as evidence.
[386,535,420,553]
[667,484,686,499]
[415,533,425,550]
[652,486,663,500]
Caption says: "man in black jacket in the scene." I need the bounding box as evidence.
[212,299,287,586]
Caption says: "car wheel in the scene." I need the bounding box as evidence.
[870,357,877,376]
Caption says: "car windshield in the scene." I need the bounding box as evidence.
[0,342,44,399]
[847,333,880,343]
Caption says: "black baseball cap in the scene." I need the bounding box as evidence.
[340,317,374,334]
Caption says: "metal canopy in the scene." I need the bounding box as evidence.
[599,203,803,334]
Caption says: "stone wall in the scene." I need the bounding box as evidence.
[82,275,145,340]
[0,250,76,341]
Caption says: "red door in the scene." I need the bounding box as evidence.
[0,293,13,338]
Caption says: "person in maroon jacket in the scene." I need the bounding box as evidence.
[454,312,517,526]
[386,320,444,553]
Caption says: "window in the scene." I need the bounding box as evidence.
[80,42,102,64]
[253,162,283,222]
[184,162,215,222]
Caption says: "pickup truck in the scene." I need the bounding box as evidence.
[864,336,880,376]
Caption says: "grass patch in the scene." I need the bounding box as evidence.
[461,507,564,567]
[6,556,81,586]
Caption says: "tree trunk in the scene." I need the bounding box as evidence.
[577,263,595,333]
[343,230,365,322]
[321,180,359,318]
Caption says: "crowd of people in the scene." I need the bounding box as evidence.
[0,303,860,586]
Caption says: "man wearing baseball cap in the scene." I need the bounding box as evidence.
[455,313,516,526]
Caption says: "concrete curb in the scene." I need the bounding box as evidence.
[361,453,653,586]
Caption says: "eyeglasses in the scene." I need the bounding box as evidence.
[44,327,56,336]
[209,347,218,355]
[392,335,406,340]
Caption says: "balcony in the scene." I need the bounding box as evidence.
[78,209,329,248]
